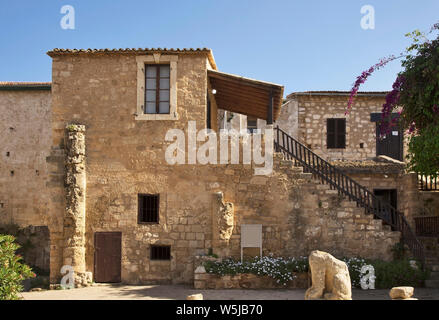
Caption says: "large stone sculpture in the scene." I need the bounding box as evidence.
[305,250,352,300]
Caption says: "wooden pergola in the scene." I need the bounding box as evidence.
[207,69,284,123]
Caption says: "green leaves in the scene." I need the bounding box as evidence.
[395,24,439,174]
[0,234,35,300]
[407,125,439,176]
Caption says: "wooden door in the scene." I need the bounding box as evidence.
[94,232,121,283]
[376,124,403,161]
[373,189,398,230]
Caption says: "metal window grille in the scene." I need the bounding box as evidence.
[138,194,159,223]
[150,245,171,260]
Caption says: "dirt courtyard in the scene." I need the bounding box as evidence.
[20,284,439,300]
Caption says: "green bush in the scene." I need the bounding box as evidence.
[370,259,429,288]
[341,257,368,288]
[0,234,36,300]
[343,257,429,289]
[204,254,429,289]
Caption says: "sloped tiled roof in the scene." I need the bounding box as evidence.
[331,156,406,174]
[0,82,51,90]
[47,47,217,69]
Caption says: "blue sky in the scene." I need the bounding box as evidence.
[0,0,437,95]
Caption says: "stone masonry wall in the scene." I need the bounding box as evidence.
[277,94,408,162]
[45,53,400,284]
[339,171,420,226]
[0,90,52,226]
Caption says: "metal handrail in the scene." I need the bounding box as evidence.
[274,125,425,266]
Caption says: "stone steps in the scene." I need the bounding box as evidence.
[278,153,403,254]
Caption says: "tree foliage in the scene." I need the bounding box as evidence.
[0,234,35,300]
[348,23,439,175]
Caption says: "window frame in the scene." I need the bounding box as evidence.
[144,64,170,115]
[136,54,178,120]
[138,193,160,224]
[326,118,346,149]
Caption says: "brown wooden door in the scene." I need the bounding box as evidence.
[94,232,121,283]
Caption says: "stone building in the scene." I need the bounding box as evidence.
[0,48,433,286]
[275,92,418,223]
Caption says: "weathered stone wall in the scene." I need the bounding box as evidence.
[194,271,309,290]
[277,94,408,162]
[45,52,400,285]
[0,224,50,272]
[48,52,214,283]
[417,191,439,217]
[333,169,421,228]
[276,99,298,138]
[0,90,52,227]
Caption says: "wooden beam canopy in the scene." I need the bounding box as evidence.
[207,69,284,122]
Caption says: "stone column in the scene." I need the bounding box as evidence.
[63,124,91,286]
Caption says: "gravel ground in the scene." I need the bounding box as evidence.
[20,284,439,300]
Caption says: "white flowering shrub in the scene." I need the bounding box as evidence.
[204,254,308,285]
[341,257,368,288]
[204,255,429,288]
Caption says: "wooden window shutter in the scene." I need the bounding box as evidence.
[327,119,336,148]
[337,119,346,148]
[327,118,346,149]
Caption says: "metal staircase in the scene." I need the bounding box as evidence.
[274,126,425,266]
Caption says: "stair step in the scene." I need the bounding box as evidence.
[425,279,439,288]
[290,166,303,173]
[340,201,358,208]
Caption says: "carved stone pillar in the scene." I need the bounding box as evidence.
[63,124,91,286]
[211,192,234,257]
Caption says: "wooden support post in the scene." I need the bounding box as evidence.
[267,88,273,125]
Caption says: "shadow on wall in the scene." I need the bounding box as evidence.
[0,224,50,275]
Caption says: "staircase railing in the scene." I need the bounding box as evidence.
[274,126,425,266]
[414,216,439,237]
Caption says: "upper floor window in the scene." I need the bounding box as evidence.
[136,54,178,120]
[145,64,170,114]
[327,118,346,149]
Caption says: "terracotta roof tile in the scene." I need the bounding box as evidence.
[47,47,217,69]
[0,82,51,90]
[331,156,405,174]
[287,91,388,99]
